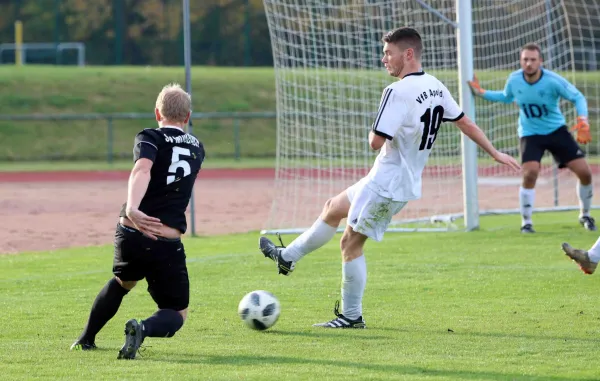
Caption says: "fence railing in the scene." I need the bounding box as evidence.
[0,111,277,162]
[3,110,599,162]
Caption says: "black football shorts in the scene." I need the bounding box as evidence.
[112,223,189,311]
[520,126,585,168]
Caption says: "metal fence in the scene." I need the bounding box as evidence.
[0,42,86,66]
[0,111,277,162]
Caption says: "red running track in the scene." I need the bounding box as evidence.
[1,164,599,183]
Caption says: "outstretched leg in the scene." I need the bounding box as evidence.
[71,277,135,351]
[259,187,351,275]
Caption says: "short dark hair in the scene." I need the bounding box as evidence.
[382,27,423,57]
[521,43,543,58]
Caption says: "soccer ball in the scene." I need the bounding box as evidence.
[237,290,281,330]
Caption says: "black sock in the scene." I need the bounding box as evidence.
[141,309,184,338]
[78,278,129,343]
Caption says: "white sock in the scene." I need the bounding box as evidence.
[282,218,337,262]
[588,236,600,263]
[577,182,593,218]
[341,255,367,320]
[519,186,535,226]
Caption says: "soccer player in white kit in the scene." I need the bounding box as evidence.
[259,27,521,328]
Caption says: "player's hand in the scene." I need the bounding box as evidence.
[467,74,485,96]
[493,152,521,172]
[571,116,592,144]
[126,208,164,240]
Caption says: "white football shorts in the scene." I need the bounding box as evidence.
[345,178,407,242]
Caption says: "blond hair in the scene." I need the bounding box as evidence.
[155,83,191,123]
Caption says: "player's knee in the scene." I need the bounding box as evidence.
[322,198,337,215]
[321,198,344,222]
[577,170,592,185]
[574,165,592,184]
[178,308,188,321]
[322,198,334,213]
[322,193,351,222]
[522,169,539,185]
[115,277,137,291]
[580,174,592,186]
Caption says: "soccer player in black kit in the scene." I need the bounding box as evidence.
[70,83,204,359]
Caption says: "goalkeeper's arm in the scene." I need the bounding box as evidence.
[553,75,592,144]
[467,74,514,104]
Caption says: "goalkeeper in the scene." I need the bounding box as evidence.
[468,43,595,233]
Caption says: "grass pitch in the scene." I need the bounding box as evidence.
[1,212,599,380]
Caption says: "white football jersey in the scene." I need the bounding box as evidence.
[365,72,464,201]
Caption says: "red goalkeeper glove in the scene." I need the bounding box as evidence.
[467,74,485,96]
[571,116,592,144]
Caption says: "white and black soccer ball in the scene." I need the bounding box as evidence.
[237,290,281,330]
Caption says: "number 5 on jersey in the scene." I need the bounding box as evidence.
[419,105,444,151]
[167,146,191,184]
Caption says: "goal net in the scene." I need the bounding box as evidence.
[261,0,600,234]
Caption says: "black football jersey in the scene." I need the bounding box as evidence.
[119,127,205,233]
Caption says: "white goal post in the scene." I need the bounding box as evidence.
[261,0,600,234]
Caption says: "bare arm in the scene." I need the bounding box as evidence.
[125,158,163,239]
[368,130,386,151]
[126,158,153,213]
[454,116,521,171]
[556,75,588,117]
[454,116,497,157]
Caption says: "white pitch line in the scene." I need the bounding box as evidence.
[478,177,548,186]
[0,252,255,283]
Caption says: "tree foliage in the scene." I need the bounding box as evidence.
[0,0,272,66]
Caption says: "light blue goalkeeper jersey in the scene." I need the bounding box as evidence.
[482,69,587,137]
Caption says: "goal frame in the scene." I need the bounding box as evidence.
[261,0,479,235]
[260,0,599,236]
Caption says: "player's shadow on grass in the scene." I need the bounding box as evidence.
[374,326,600,343]
[144,353,589,381]
[261,329,387,340]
